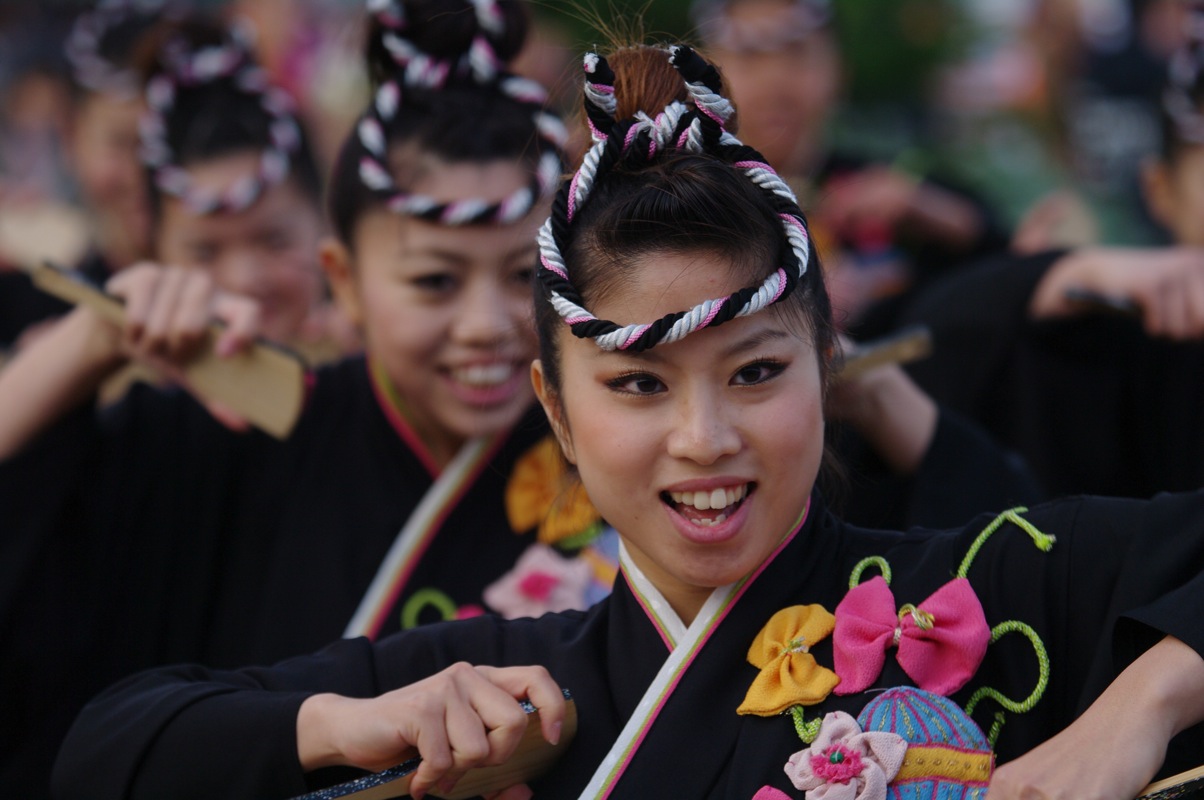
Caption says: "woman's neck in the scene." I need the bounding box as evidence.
[368,358,463,472]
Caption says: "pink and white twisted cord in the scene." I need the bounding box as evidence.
[357,0,566,226]
[539,48,810,351]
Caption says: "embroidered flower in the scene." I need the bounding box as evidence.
[785,712,907,800]
[738,605,841,716]
[482,544,593,619]
[506,436,602,546]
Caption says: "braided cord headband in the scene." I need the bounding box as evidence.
[139,24,303,216]
[537,45,811,352]
[66,0,176,99]
[1164,4,1204,144]
[357,0,567,226]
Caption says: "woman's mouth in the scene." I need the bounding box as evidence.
[442,362,527,407]
[662,482,753,527]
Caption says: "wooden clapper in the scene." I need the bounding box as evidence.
[26,261,306,439]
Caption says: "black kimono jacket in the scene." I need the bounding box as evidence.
[0,356,585,797]
[899,249,1204,501]
[52,490,1204,799]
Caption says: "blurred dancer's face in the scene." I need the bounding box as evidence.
[69,92,150,263]
[706,0,841,175]
[155,150,325,343]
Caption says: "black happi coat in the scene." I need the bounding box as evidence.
[0,356,558,797]
[900,249,1204,501]
[53,490,1204,799]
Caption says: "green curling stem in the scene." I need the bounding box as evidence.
[957,507,1057,579]
[790,705,822,744]
[401,587,459,630]
[848,556,892,589]
[965,620,1051,747]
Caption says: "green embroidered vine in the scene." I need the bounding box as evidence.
[848,555,892,589]
[790,705,822,744]
[964,620,1051,747]
[400,587,459,629]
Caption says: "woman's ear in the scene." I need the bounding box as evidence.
[319,236,364,330]
[531,359,575,464]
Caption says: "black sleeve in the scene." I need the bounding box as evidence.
[828,406,1044,531]
[960,490,1204,767]
[51,637,377,800]
[51,614,567,800]
[905,406,1045,528]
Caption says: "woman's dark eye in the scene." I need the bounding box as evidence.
[413,274,456,292]
[608,373,665,395]
[733,361,785,386]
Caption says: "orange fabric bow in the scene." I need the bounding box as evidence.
[738,604,840,716]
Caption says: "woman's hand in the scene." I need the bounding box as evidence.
[987,636,1204,800]
[296,663,566,800]
[1030,246,1204,339]
[107,262,261,367]
[105,262,262,429]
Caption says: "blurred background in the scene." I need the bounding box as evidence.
[0,0,1188,255]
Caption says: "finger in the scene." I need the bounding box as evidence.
[109,263,162,342]
[409,709,455,800]
[467,688,528,766]
[141,266,189,359]
[1153,280,1185,339]
[486,783,533,800]
[478,666,566,746]
[168,270,216,362]
[211,294,261,357]
[1185,264,1204,338]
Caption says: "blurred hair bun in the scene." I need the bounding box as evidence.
[365,0,530,88]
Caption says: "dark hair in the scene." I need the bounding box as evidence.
[533,45,835,399]
[327,0,561,247]
[136,16,323,224]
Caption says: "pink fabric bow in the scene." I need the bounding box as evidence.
[833,576,989,696]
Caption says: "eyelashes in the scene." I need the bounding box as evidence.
[603,356,790,397]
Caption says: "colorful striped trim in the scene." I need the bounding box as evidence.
[582,499,812,798]
[343,434,503,640]
[367,358,441,477]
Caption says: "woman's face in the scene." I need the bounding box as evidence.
[69,92,150,262]
[332,160,542,464]
[155,151,325,343]
[708,0,841,175]
[535,251,824,619]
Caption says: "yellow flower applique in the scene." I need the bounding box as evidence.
[506,436,602,547]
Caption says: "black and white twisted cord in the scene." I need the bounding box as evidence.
[537,46,811,352]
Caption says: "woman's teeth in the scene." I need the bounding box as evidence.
[667,484,749,526]
[452,363,514,387]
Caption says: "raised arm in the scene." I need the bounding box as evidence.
[1029,246,1204,339]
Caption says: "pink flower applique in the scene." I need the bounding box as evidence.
[482,544,593,619]
[785,711,907,800]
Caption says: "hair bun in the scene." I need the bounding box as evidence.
[365,0,529,88]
